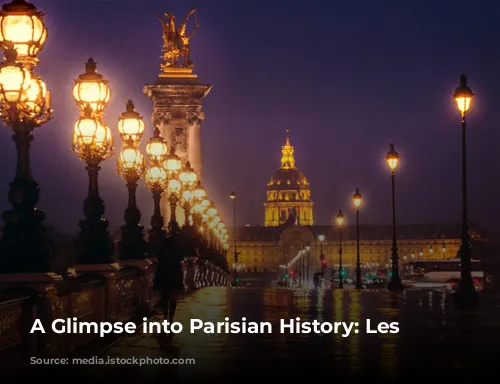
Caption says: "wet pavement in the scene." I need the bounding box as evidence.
[79,286,500,381]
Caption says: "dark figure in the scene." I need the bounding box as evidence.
[154,234,185,323]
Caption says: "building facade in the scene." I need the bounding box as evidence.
[233,129,480,276]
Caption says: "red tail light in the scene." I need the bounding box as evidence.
[472,277,482,286]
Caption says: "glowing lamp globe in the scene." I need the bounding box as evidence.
[0,48,30,103]
[385,143,399,172]
[0,0,47,67]
[207,204,217,218]
[145,166,166,190]
[164,148,182,175]
[117,100,144,145]
[167,177,181,195]
[352,188,362,209]
[453,74,473,115]
[73,110,113,160]
[145,132,167,164]
[335,210,344,227]
[182,189,192,202]
[179,161,197,186]
[193,181,206,201]
[23,71,50,117]
[73,58,110,113]
[117,147,145,178]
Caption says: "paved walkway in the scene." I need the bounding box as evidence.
[81,287,500,381]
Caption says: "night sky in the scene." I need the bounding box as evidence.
[0,0,498,235]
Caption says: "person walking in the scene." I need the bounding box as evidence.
[154,233,185,324]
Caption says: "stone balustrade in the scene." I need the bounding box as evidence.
[0,257,229,363]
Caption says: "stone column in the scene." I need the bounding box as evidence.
[144,70,212,227]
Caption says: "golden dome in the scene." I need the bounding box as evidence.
[264,128,313,226]
[266,128,310,192]
[268,168,309,191]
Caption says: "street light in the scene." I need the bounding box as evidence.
[72,103,114,264]
[352,188,363,289]
[179,161,197,227]
[0,0,47,69]
[229,191,237,280]
[335,210,344,289]
[385,143,403,291]
[453,74,477,308]
[145,127,168,256]
[164,148,182,233]
[0,45,52,273]
[305,242,311,289]
[191,181,206,230]
[116,100,146,259]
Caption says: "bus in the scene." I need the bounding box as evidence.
[402,258,485,292]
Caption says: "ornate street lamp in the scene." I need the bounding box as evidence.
[0,0,47,69]
[352,188,362,289]
[72,104,114,264]
[116,100,146,259]
[145,128,168,256]
[166,175,182,233]
[385,143,403,291]
[191,180,206,227]
[229,191,237,273]
[453,74,477,308]
[335,210,344,289]
[0,45,52,273]
[73,58,110,115]
[163,148,182,233]
[179,160,197,227]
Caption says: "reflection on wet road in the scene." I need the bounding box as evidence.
[91,287,500,381]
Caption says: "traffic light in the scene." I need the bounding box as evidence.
[388,271,393,278]
[235,277,240,285]
[321,259,327,267]
[340,269,346,277]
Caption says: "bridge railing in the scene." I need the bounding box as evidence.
[0,257,229,362]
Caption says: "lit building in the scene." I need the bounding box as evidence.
[232,129,486,276]
[264,129,313,226]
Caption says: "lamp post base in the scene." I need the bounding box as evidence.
[119,224,146,260]
[454,279,478,310]
[387,278,404,291]
[76,217,114,264]
[0,178,53,273]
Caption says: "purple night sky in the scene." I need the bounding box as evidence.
[0,0,498,235]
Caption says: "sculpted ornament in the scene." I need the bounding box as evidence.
[187,111,204,126]
[153,112,172,128]
[158,8,199,70]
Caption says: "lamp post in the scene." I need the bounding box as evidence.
[352,188,363,289]
[145,127,168,257]
[179,161,197,228]
[191,181,206,231]
[116,100,146,259]
[335,210,344,289]
[385,143,403,291]
[453,74,477,308]
[0,45,52,273]
[229,191,237,281]
[163,147,182,234]
[305,242,311,289]
[318,233,325,276]
[72,57,114,264]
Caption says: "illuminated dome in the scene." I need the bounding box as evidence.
[268,168,309,191]
[264,129,313,227]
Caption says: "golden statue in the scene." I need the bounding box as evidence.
[158,7,199,71]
